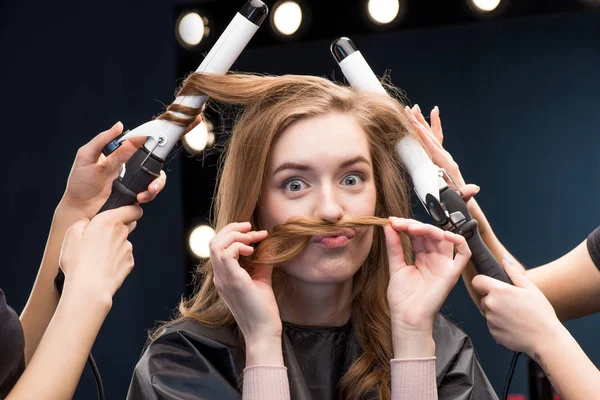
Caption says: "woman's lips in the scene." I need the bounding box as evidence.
[313,229,355,249]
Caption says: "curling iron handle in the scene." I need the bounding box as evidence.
[99,146,163,212]
[54,146,163,294]
[438,187,512,284]
[462,220,513,284]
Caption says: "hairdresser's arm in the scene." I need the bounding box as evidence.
[407,106,600,320]
[406,105,518,306]
[19,117,201,363]
[385,218,472,400]
[472,258,600,400]
[7,205,142,400]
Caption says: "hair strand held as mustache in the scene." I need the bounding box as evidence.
[244,216,392,268]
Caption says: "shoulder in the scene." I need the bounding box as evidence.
[142,318,243,367]
[432,314,498,399]
[431,314,477,372]
[127,319,244,400]
[432,313,471,347]
[0,289,25,399]
[587,226,600,269]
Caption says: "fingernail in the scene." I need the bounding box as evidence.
[433,106,439,114]
[112,121,121,129]
[503,254,514,265]
[153,183,160,192]
[415,104,421,113]
[475,185,481,194]
[405,105,411,112]
[139,193,148,201]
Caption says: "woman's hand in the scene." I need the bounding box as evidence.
[59,116,202,219]
[471,258,563,356]
[384,217,471,357]
[209,222,283,365]
[406,105,479,202]
[59,205,143,306]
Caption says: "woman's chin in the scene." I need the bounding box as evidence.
[281,257,361,284]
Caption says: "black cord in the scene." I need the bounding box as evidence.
[88,353,105,400]
[502,351,522,400]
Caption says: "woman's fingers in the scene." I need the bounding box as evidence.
[212,230,267,252]
[443,231,472,267]
[391,218,463,258]
[210,223,267,283]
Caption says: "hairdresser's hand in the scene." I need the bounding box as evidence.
[210,222,283,365]
[58,116,203,220]
[385,217,471,358]
[59,205,143,307]
[471,258,563,356]
[406,105,479,202]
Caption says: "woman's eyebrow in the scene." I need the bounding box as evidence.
[339,156,371,169]
[273,155,371,176]
[273,162,312,175]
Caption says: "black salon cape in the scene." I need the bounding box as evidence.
[127,314,497,400]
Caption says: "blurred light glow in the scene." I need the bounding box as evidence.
[367,0,400,24]
[273,1,303,36]
[182,120,209,152]
[189,225,215,258]
[177,12,207,46]
[470,0,502,12]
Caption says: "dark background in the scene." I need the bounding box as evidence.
[1,0,598,398]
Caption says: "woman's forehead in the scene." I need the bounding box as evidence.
[268,113,372,168]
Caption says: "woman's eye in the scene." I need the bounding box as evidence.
[284,180,306,192]
[342,174,362,186]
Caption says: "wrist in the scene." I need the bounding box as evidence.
[392,330,435,359]
[245,337,284,367]
[55,200,90,227]
[392,322,435,359]
[529,320,570,359]
[62,278,113,315]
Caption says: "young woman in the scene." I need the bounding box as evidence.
[127,74,498,400]
[407,104,600,400]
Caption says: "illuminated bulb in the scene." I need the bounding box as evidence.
[272,1,303,36]
[189,225,216,258]
[177,12,209,47]
[182,120,209,152]
[367,0,400,25]
[470,0,502,12]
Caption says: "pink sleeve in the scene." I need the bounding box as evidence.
[391,357,437,400]
[242,366,291,400]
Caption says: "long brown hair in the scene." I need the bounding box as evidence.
[154,72,417,400]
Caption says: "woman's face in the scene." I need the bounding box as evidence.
[258,113,377,284]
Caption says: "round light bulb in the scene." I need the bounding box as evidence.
[367,0,400,25]
[177,12,206,46]
[470,0,502,12]
[273,1,303,36]
[189,225,216,258]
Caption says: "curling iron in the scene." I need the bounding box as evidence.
[330,37,512,284]
[54,0,269,293]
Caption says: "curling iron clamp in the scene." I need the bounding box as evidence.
[54,0,269,293]
[330,37,512,285]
